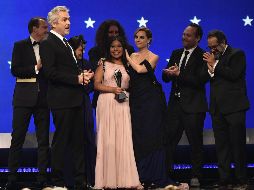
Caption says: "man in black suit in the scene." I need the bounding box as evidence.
[5,17,50,190]
[203,30,250,189]
[40,6,93,190]
[162,23,208,187]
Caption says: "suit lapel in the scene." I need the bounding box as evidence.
[48,33,78,68]
[184,46,200,69]
[49,33,74,58]
[26,38,37,65]
[217,46,231,66]
[176,49,184,67]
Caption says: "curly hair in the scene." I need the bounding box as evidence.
[95,20,129,56]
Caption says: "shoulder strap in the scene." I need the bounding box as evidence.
[102,60,106,72]
[141,59,159,86]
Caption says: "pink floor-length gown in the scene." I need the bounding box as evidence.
[95,61,140,189]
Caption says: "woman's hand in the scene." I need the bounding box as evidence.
[125,49,131,62]
[97,58,106,66]
[112,87,123,94]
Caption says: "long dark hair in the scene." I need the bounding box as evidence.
[105,36,129,72]
[95,19,129,58]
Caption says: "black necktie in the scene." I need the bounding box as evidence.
[32,41,40,46]
[63,38,73,54]
[180,50,189,72]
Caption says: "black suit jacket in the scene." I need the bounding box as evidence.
[162,46,208,113]
[40,32,83,109]
[208,46,250,114]
[11,38,48,107]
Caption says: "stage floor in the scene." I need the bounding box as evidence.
[1,145,253,189]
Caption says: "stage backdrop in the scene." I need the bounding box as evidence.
[0,0,253,133]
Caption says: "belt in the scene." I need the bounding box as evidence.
[16,77,36,82]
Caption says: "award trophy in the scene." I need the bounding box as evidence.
[114,69,128,102]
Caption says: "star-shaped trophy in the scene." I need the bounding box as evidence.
[114,69,128,103]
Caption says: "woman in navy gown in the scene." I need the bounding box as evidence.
[126,27,182,189]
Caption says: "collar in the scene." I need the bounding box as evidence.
[184,46,197,54]
[50,30,65,42]
[222,45,228,55]
[30,36,36,44]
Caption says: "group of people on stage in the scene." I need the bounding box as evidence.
[5,4,250,190]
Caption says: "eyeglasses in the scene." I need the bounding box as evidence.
[207,44,220,50]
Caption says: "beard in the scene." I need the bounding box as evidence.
[214,51,222,60]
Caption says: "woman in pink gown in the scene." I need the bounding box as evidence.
[94,36,142,189]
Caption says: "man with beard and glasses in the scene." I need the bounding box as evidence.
[203,30,250,189]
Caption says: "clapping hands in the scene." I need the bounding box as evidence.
[78,69,94,85]
[163,63,180,76]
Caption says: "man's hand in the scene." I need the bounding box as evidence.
[163,63,180,76]
[203,52,216,67]
[78,70,94,85]
[36,59,42,70]
[83,69,94,80]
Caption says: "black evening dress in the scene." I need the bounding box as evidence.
[128,60,174,187]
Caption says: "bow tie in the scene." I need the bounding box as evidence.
[32,41,40,46]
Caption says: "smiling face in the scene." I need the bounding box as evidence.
[134,30,150,50]
[207,36,225,54]
[207,36,226,59]
[33,19,48,41]
[52,11,70,36]
[110,39,123,60]
[182,26,199,49]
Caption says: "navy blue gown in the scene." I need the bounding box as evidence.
[128,60,174,187]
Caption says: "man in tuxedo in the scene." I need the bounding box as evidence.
[40,6,93,190]
[203,30,250,189]
[162,23,208,187]
[5,17,50,190]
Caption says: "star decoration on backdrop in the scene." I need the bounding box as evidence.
[190,16,201,25]
[8,61,11,69]
[137,17,148,27]
[242,15,253,26]
[166,59,170,62]
[84,17,96,28]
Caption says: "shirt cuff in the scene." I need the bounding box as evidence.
[208,69,214,77]
[35,66,39,74]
